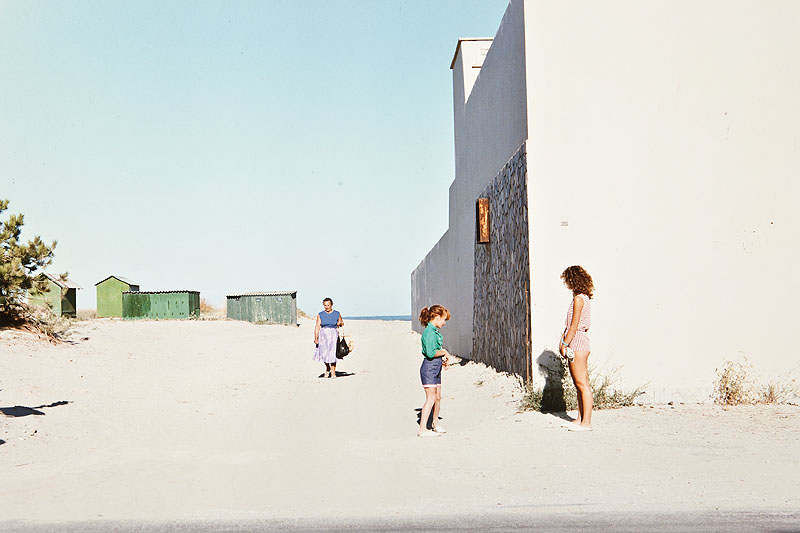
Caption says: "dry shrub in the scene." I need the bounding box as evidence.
[198,299,226,320]
[713,359,757,405]
[76,309,96,320]
[521,355,646,412]
[10,304,72,342]
[760,380,796,404]
[520,384,545,411]
[714,357,798,405]
[297,308,312,320]
[759,377,797,404]
[590,367,648,410]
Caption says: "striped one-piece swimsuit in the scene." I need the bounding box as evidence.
[564,293,591,352]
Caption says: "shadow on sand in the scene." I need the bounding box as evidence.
[317,371,356,379]
[414,407,443,430]
[0,400,71,418]
[535,349,575,414]
[547,412,577,423]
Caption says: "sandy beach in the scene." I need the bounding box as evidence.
[1,318,799,530]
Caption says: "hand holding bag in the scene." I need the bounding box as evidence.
[336,328,350,359]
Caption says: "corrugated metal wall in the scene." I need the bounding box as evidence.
[122,291,200,319]
[226,293,297,325]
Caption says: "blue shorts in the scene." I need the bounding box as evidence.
[420,357,442,387]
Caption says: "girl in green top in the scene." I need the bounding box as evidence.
[418,305,451,437]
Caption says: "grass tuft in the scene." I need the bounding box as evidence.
[713,357,798,405]
[520,384,544,411]
[75,309,96,321]
[521,354,646,412]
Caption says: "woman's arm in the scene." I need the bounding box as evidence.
[337,313,344,327]
[562,296,584,349]
[314,315,321,344]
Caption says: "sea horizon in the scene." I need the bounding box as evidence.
[348,315,411,322]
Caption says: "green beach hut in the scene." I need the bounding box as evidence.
[28,272,81,317]
[96,275,139,318]
[226,291,297,325]
[122,290,200,319]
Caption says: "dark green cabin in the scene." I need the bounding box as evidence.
[96,275,139,318]
[28,272,81,317]
[226,291,297,325]
[122,290,201,319]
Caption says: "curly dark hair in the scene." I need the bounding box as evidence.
[561,265,594,298]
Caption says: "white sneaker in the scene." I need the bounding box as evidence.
[433,426,447,434]
[418,430,441,438]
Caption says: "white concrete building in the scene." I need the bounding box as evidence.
[412,0,800,401]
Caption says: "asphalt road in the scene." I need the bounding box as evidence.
[3,510,800,532]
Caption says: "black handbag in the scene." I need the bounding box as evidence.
[336,332,350,359]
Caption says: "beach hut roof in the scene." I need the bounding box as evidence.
[226,291,297,298]
[95,275,138,286]
[122,290,199,294]
[39,272,82,290]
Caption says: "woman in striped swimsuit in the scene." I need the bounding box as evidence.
[559,265,594,431]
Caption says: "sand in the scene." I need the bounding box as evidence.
[1,318,799,526]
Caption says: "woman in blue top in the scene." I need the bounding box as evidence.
[314,297,344,378]
[418,304,451,437]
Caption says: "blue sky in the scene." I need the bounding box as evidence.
[1,0,507,316]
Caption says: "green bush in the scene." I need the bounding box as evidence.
[0,198,60,324]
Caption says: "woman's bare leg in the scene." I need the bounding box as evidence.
[569,351,592,427]
[569,368,583,424]
[330,362,337,378]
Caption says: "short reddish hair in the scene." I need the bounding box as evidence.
[419,304,451,326]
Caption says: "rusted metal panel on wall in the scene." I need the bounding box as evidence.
[477,198,490,243]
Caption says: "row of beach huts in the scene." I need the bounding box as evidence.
[27,273,298,325]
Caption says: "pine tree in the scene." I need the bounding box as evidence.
[0,198,59,320]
